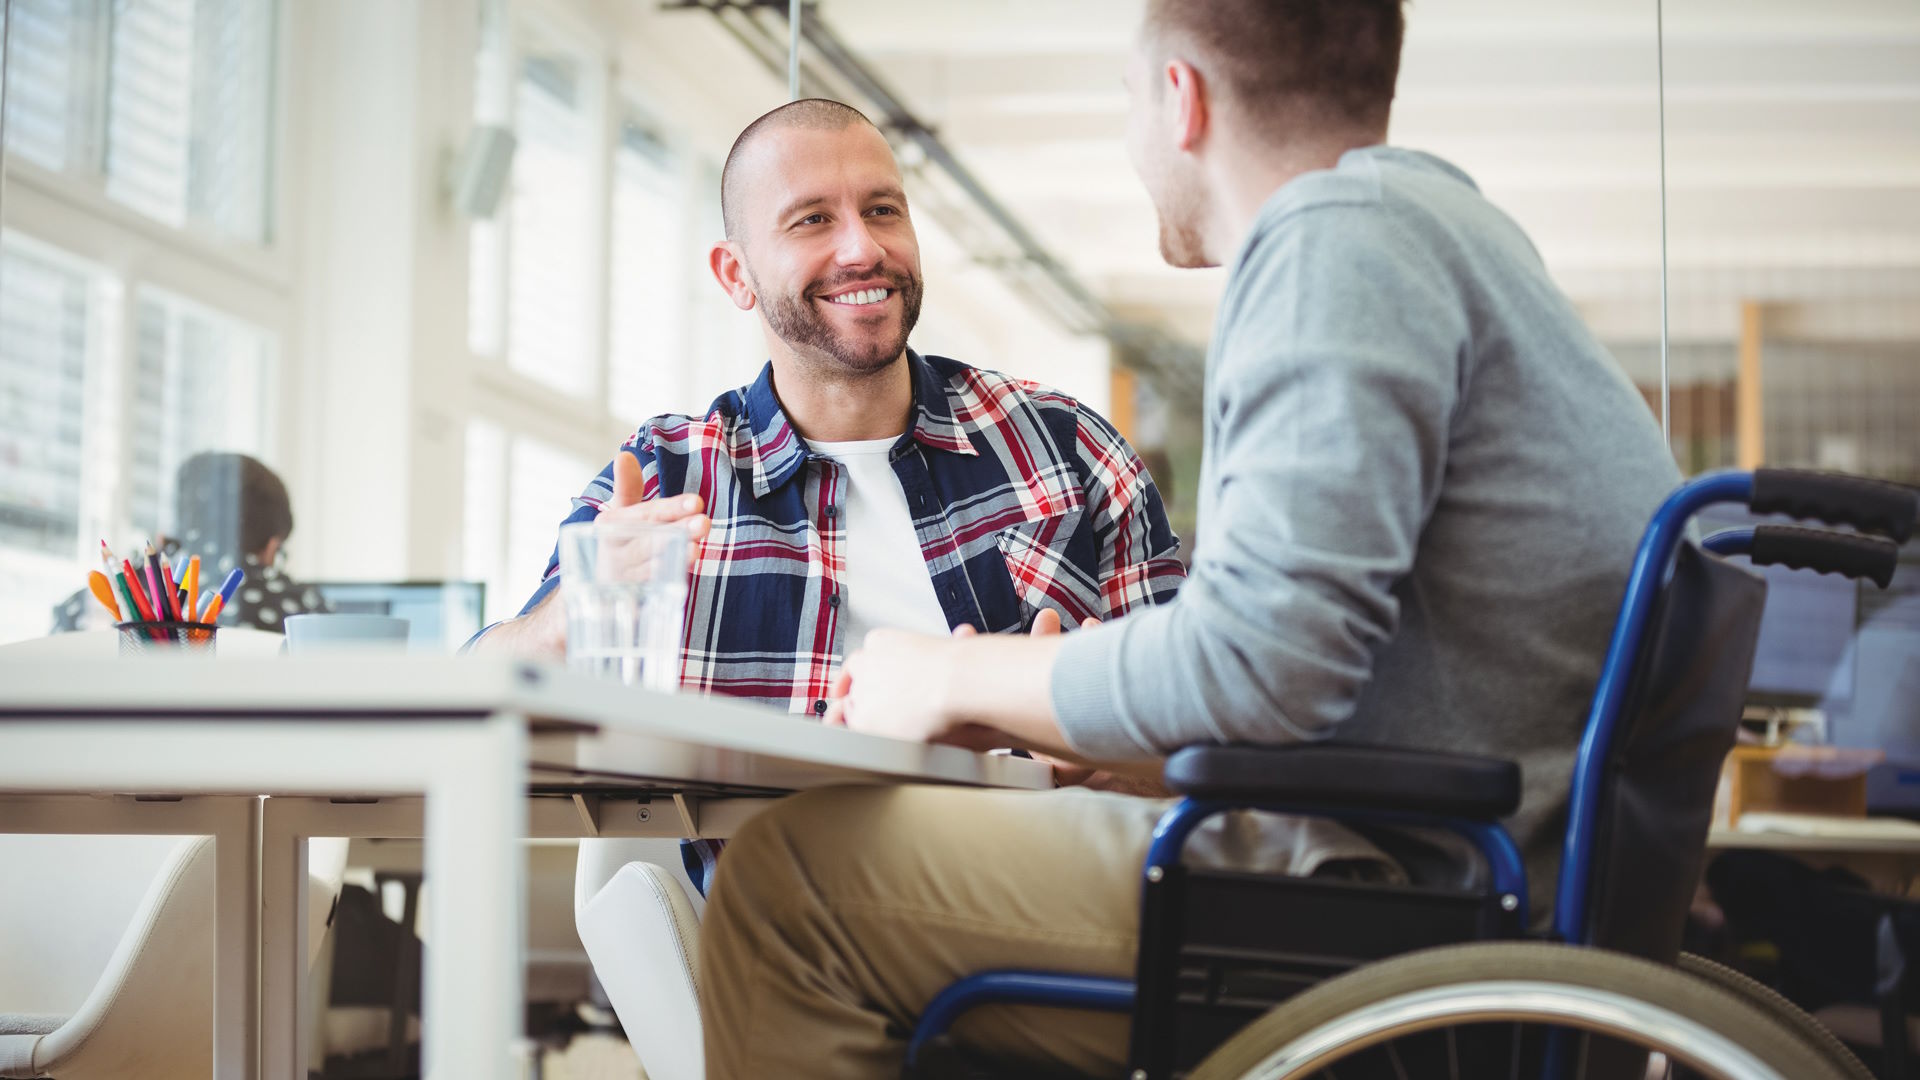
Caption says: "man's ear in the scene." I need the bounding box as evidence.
[1166,57,1209,154]
[709,241,758,312]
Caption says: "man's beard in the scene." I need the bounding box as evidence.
[756,266,925,375]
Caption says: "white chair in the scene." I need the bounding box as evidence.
[0,833,348,1079]
[574,840,706,1080]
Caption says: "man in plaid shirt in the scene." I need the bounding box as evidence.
[477,99,1184,890]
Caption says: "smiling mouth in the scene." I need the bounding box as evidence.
[820,286,893,307]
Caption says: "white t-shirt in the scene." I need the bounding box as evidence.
[806,437,951,652]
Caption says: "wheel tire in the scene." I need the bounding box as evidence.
[1675,952,1877,1080]
[1187,942,1858,1080]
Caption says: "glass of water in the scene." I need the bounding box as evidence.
[557,519,690,690]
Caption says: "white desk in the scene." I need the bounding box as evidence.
[0,656,1050,1080]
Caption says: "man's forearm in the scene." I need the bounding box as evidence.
[942,633,1073,755]
[471,589,565,658]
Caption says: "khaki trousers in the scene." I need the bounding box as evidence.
[698,784,1168,1078]
[697,783,1396,1077]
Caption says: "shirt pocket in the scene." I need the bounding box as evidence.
[994,493,1102,628]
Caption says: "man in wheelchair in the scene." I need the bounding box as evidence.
[691,1,1914,1077]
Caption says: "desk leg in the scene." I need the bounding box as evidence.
[421,713,528,1079]
[211,797,262,1080]
[261,800,308,1080]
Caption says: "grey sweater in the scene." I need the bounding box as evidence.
[1052,147,1680,900]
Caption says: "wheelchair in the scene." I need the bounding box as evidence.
[907,468,1920,1080]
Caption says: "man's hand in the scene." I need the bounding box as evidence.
[473,452,709,657]
[824,607,1094,756]
[824,628,968,743]
[598,452,712,538]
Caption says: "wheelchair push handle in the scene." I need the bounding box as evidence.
[1750,525,1901,589]
[1750,468,1919,543]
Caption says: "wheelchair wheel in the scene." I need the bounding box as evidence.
[1674,952,1876,1080]
[1186,942,1858,1080]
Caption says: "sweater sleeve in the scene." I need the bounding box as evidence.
[1050,203,1468,759]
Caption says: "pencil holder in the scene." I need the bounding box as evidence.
[117,620,218,655]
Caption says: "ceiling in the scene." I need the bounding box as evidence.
[777,0,1920,351]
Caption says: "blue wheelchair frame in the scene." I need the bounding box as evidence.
[907,469,1911,1072]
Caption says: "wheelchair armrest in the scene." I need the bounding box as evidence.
[1162,744,1522,821]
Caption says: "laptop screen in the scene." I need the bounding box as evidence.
[311,581,487,653]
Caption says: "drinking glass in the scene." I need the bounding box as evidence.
[557,519,689,690]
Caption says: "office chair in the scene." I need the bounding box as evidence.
[907,468,1917,1079]
[0,833,349,1080]
[575,840,707,1080]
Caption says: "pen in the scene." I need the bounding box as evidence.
[88,571,123,621]
[201,567,246,626]
[197,589,219,624]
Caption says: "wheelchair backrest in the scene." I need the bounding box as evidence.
[1581,541,1767,962]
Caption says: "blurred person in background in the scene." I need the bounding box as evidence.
[51,451,332,633]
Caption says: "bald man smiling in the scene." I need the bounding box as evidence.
[476,99,1186,892]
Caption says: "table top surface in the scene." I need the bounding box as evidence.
[0,656,1054,796]
[1709,812,1920,854]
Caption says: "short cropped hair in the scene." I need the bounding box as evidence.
[719,98,880,241]
[1145,0,1405,134]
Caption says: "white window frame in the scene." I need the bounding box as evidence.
[467,6,626,457]
[0,0,295,570]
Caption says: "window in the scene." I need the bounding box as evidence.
[458,14,768,621]
[2,0,277,244]
[467,0,511,359]
[0,239,98,642]
[0,0,282,645]
[607,113,690,424]
[463,420,509,622]
[506,436,594,608]
[463,419,593,625]
[0,0,88,172]
[126,289,273,539]
[502,47,599,399]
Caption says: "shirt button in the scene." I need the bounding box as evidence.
[824,504,838,519]
[813,699,828,715]
[828,593,841,608]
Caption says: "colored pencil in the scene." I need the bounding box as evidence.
[87,571,123,620]
[120,560,157,622]
[185,556,200,621]
[160,562,182,621]
[143,543,167,623]
[113,573,145,624]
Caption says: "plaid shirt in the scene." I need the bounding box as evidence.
[518,351,1185,888]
